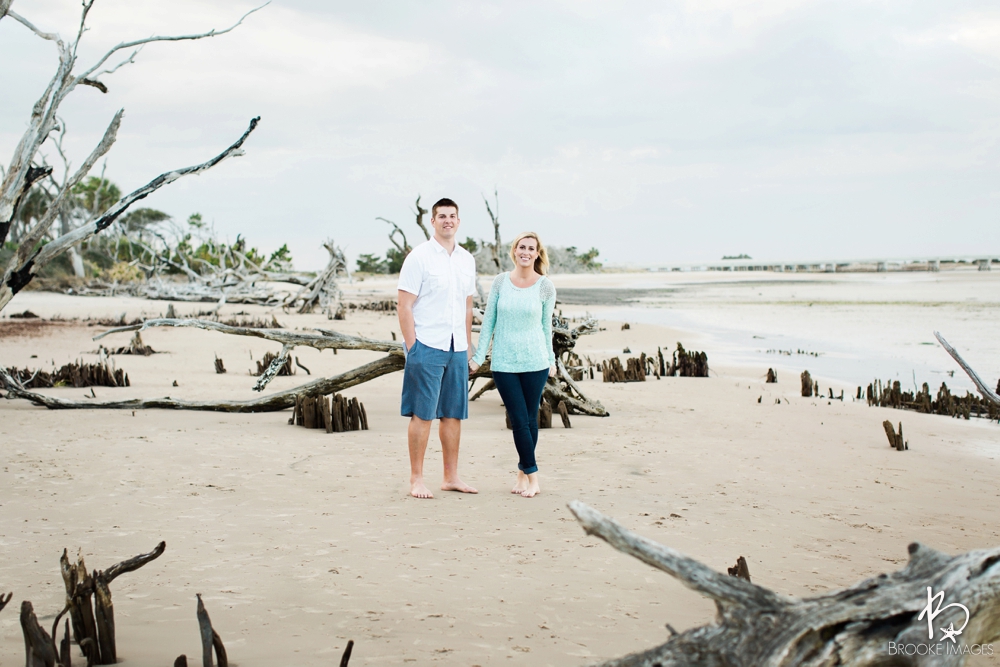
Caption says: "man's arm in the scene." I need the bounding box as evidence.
[398,290,418,352]
[465,294,474,360]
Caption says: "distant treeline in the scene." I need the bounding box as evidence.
[356,238,602,275]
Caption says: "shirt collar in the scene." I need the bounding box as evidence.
[430,236,458,256]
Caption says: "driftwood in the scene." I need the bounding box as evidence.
[766,368,777,384]
[6,357,128,388]
[569,500,1000,667]
[58,541,165,665]
[801,370,813,397]
[882,420,908,451]
[196,594,228,667]
[865,378,999,421]
[292,392,368,432]
[21,601,58,667]
[285,241,349,316]
[1,354,403,412]
[727,556,751,582]
[934,331,1000,410]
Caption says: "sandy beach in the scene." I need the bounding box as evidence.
[2,269,999,666]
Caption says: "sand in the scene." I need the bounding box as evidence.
[1,270,999,666]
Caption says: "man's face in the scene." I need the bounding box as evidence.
[432,206,460,241]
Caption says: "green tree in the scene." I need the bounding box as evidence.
[71,176,121,216]
[385,247,407,274]
[459,237,479,254]
[356,253,387,273]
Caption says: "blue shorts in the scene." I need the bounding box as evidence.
[401,339,469,421]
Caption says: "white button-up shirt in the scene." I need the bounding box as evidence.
[397,238,477,352]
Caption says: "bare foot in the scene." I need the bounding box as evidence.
[410,479,434,499]
[441,479,478,494]
[521,473,540,498]
[512,471,528,494]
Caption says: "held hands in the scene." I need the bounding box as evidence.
[469,360,481,373]
[548,364,556,378]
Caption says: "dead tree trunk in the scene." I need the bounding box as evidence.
[569,500,1000,667]
[484,188,502,272]
[935,332,1000,407]
[801,370,813,397]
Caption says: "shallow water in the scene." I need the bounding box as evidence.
[561,271,1000,395]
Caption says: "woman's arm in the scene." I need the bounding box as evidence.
[471,275,503,367]
[540,278,556,366]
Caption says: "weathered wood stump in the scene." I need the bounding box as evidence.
[766,368,777,383]
[539,402,553,428]
[882,420,908,451]
[290,393,368,433]
[557,401,572,428]
[727,556,751,582]
[214,356,226,374]
[59,541,165,665]
[801,370,813,397]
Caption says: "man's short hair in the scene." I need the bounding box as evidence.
[432,198,459,219]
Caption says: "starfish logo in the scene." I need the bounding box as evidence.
[917,586,970,643]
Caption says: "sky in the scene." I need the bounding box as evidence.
[2,0,999,270]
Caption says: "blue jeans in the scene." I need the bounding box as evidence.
[492,369,549,475]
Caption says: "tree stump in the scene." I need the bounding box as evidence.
[290,393,368,433]
[539,402,552,428]
[557,401,572,428]
[882,420,907,451]
[765,368,777,383]
[214,356,226,374]
[727,556,751,582]
[801,370,813,397]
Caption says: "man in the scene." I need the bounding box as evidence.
[397,198,478,499]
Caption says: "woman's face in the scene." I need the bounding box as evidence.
[514,237,539,268]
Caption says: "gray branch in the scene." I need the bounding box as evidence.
[934,331,1000,406]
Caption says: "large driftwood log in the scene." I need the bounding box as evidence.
[2,354,403,412]
[935,332,1000,407]
[569,500,1000,667]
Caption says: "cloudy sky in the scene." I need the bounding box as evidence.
[3,1,998,269]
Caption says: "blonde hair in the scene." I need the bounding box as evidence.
[509,231,549,275]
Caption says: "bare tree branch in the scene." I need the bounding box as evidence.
[6,10,59,40]
[483,188,501,272]
[0,0,13,22]
[412,195,430,240]
[0,117,260,312]
[935,331,1000,406]
[75,2,270,84]
[377,217,410,254]
[93,318,401,354]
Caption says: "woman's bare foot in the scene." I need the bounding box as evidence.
[410,477,434,499]
[512,471,528,494]
[521,473,540,498]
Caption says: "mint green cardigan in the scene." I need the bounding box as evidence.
[472,273,557,373]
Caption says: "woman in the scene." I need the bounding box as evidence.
[469,232,556,498]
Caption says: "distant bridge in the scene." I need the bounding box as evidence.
[631,256,999,273]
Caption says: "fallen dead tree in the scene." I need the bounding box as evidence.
[0,318,403,412]
[864,378,999,420]
[569,500,1000,667]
